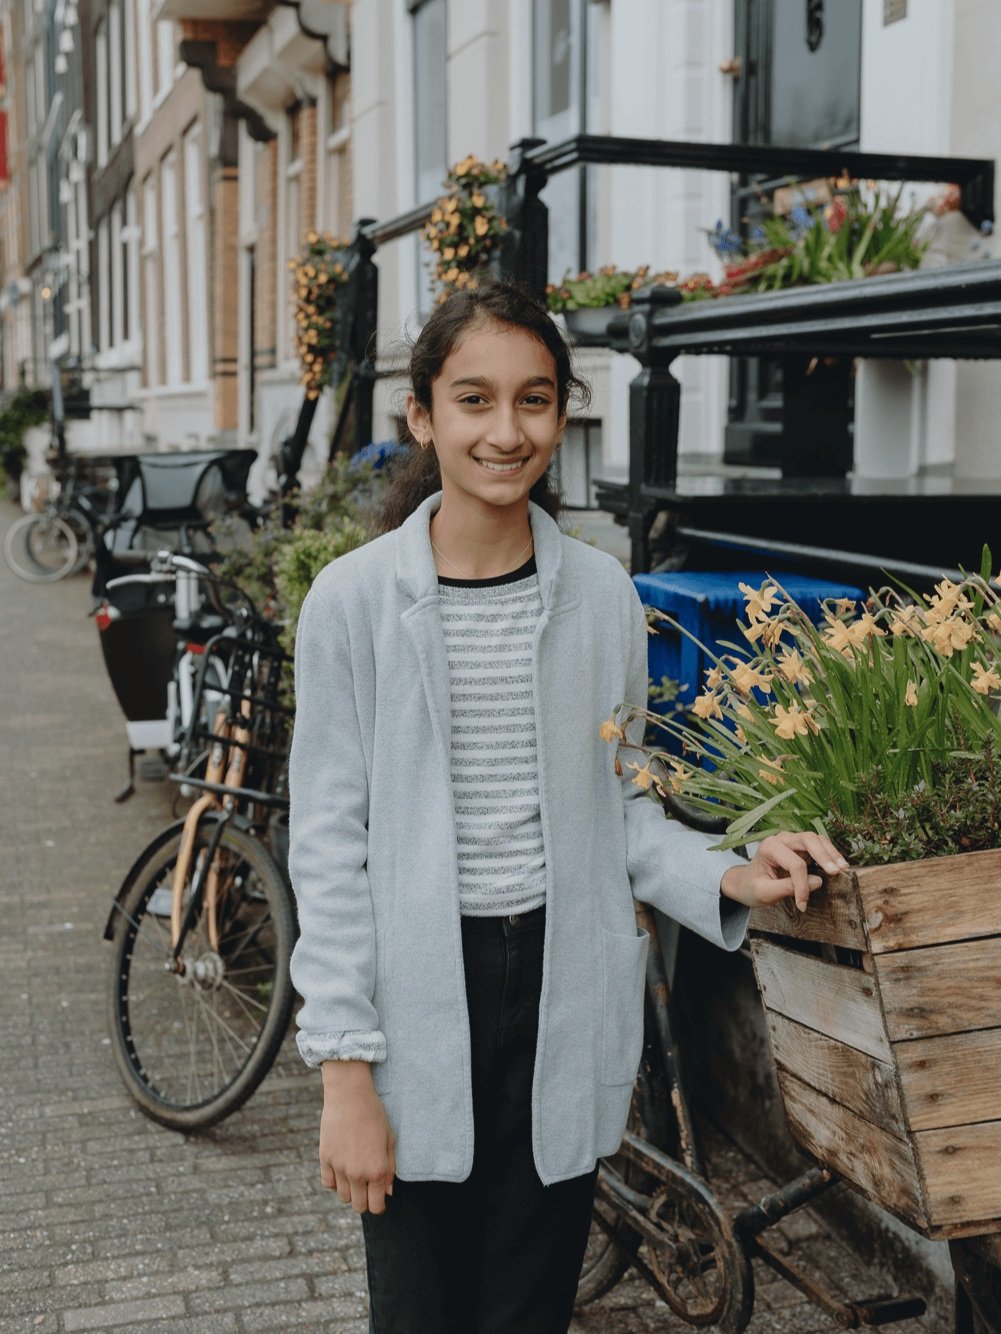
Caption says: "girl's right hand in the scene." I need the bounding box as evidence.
[319,1060,396,1215]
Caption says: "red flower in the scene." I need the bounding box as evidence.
[825,197,848,234]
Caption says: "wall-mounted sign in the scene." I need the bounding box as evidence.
[884,0,907,24]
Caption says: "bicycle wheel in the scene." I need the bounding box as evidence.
[62,506,96,575]
[3,512,80,581]
[108,820,295,1130]
[576,1050,669,1306]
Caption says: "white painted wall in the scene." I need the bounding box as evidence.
[856,0,1000,479]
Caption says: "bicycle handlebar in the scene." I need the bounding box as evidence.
[659,789,730,835]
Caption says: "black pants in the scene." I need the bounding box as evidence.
[362,906,599,1333]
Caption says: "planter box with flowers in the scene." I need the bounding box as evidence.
[604,554,1001,1239]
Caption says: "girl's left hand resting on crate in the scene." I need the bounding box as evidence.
[720,832,849,914]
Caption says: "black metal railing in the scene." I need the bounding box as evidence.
[283,132,996,536]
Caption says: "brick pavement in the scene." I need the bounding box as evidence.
[0,499,941,1333]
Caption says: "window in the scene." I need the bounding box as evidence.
[124,0,137,121]
[155,17,174,100]
[109,0,123,146]
[136,0,152,123]
[160,149,182,383]
[412,0,447,311]
[183,122,208,383]
[532,0,598,277]
[110,199,123,347]
[96,21,108,167]
[412,0,447,204]
[125,183,139,344]
[97,216,110,352]
[323,73,351,239]
[280,104,303,363]
[141,173,159,384]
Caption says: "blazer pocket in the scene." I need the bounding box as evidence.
[599,925,650,1086]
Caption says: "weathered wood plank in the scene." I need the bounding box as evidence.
[856,849,1001,954]
[750,872,866,950]
[766,1011,906,1135]
[875,938,1001,1040]
[917,1120,1001,1230]
[777,1069,927,1230]
[896,1030,1001,1130]
[751,938,891,1061]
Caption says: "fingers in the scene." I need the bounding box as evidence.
[365,1179,388,1216]
[387,1135,396,1198]
[778,831,850,875]
[319,1159,336,1191]
[757,837,821,911]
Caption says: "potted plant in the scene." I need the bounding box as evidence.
[422,156,509,303]
[603,552,1001,1240]
[289,232,352,400]
[546,266,678,344]
[0,388,50,499]
[678,178,956,303]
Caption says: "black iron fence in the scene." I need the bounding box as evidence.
[285,134,998,509]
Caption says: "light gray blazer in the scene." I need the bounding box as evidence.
[287,493,748,1185]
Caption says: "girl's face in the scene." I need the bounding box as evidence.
[407,320,566,516]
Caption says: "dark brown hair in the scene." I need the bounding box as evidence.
[378,281,590,532]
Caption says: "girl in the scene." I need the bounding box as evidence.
[287,281,847,1333]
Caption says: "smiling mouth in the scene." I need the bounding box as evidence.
[474,458,528,473]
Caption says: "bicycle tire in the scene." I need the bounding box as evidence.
[108,820,295,1131]
[3,512,80,582]
[62,506,96,575]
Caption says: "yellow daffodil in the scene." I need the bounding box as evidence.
[730,662,773,697]
[889,604,920,636]
[474,215,490,237]
[739,580,780,622]
[692,692,723,721]
[667,759,693,794]
[705,664,724,689]
[771,703,817,740]
[971,661,1001,694]
[832,597,857,616]
[848,611,887,645]
[598,717,625,744]
[626,760,655,790]
[735,701,754,721]
[471,192,486,208]
[734,724,747,744]
[905,681,918,707]
[920,617,977,657]
[758,756,785,787]
[822,617,855,654]
[777,648,813,686]
[986,612,1001,635]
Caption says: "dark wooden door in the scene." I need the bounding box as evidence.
[725,0,863,466]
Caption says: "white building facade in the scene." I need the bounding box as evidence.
[339,0,998,500]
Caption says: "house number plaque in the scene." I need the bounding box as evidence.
[884,0,907,24]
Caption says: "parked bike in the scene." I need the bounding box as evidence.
[103,576,295,1130]
[3,453,133,582]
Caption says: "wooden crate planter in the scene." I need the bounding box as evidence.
[749,848,1001,1240]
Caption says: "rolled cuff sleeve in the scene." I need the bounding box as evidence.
[296,1028,387,1068]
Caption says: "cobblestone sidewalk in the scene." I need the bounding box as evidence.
[0,501,935,1333]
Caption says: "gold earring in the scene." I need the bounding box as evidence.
[419,435,430,451]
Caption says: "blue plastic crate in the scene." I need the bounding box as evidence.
[632,570,866,719]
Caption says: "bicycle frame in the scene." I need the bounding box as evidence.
[585,898,928,1330]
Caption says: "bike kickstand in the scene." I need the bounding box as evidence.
[114,748,137,803]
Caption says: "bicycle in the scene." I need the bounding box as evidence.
[3,454,128,582]
[103,590,296,1131]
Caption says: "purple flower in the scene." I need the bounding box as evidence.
[709,219,743,257]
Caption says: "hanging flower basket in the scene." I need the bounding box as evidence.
[422,157,508,302]
[290,232,352,400]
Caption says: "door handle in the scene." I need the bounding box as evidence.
[719,57,743,77]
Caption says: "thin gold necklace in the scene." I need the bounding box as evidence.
[431,535,534,581]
